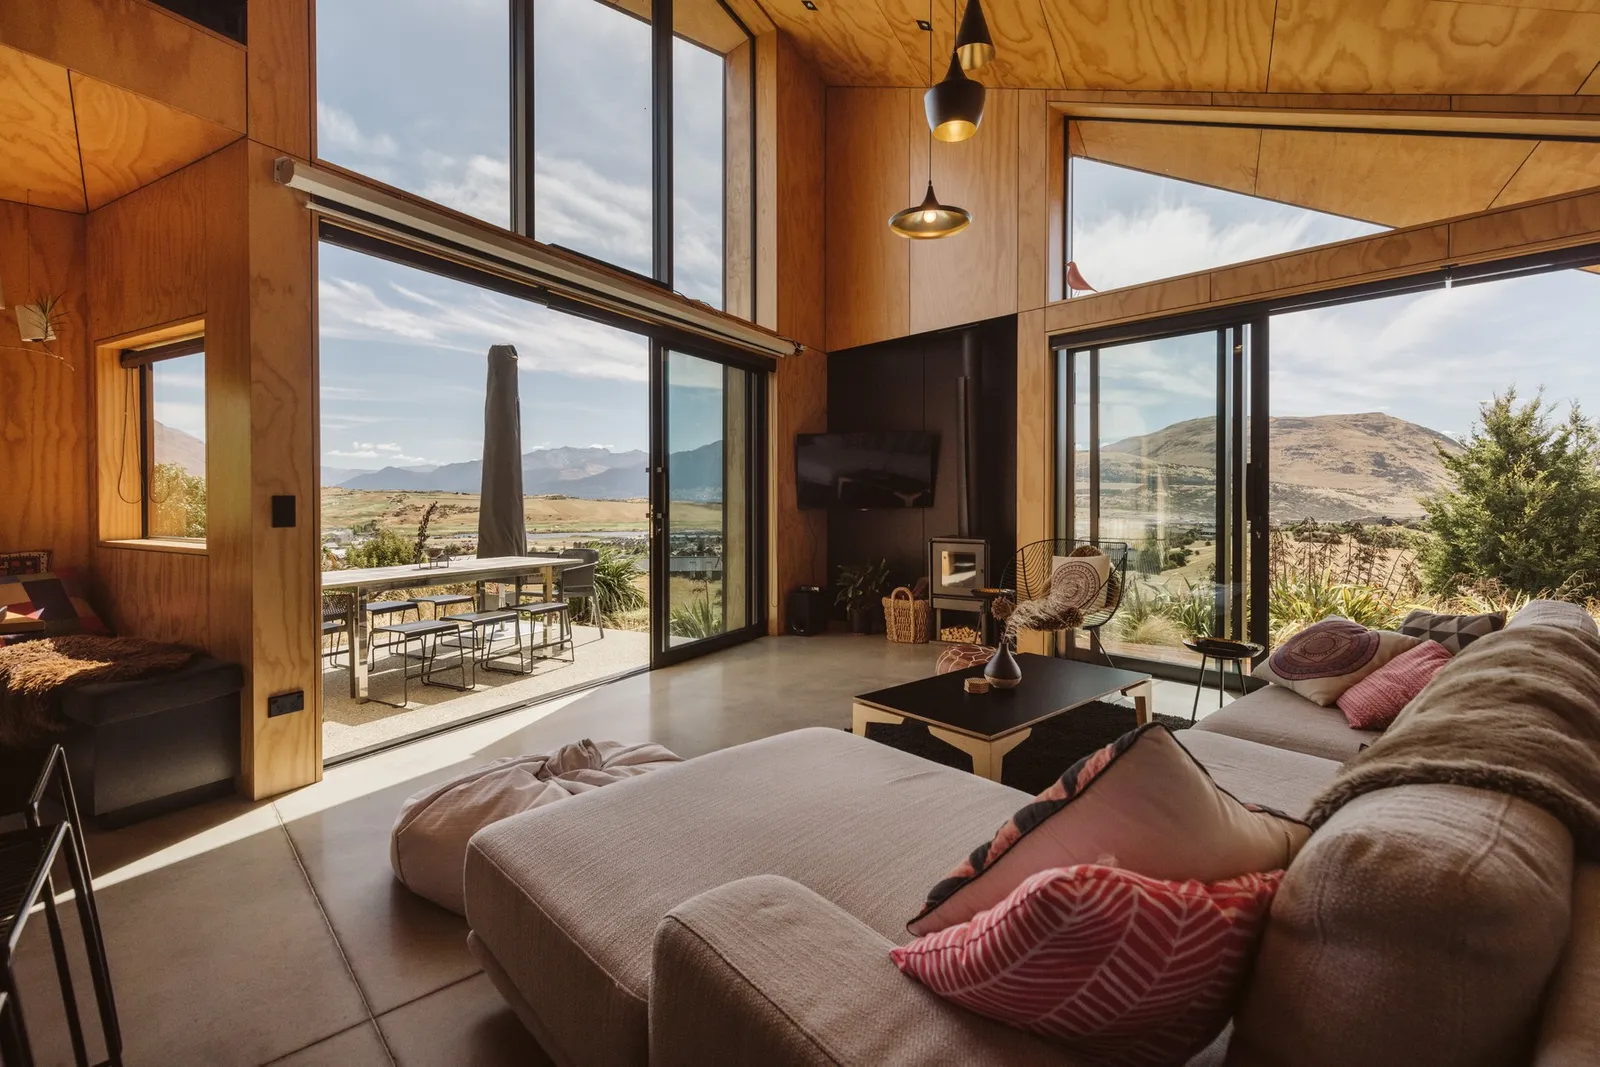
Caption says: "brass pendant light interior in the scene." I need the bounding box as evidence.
[954,0,995,70]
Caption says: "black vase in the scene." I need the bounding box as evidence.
[984,643,1022,689]
[848,601,878,635]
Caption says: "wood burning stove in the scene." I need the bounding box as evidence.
[928,537,989,644]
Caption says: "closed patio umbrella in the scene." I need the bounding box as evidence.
[476,344,527,559]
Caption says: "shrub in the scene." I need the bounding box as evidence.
[149,462,206,537]
[669,589,723,640]
[588,545,647,623]
[344,526,416,568]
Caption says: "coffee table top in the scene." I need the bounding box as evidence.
[854,653,1152,741]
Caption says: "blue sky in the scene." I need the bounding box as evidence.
[1070,157,1600,445]
[309,0,730,469]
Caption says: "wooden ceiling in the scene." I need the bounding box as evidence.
[743,0,1600,94]
[0,42,237,213]
[1071,120,1600,229]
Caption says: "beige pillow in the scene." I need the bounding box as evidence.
[1050,548,1111,608]
[1256,618,1420,707]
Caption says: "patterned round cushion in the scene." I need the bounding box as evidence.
[1048,558,1105,611]
[1265,618,1378,680]
[937,644,993,674]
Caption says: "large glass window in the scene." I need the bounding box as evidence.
[534,0,653,274]
[316,0,512,228]
[147,351,207,539]
[1268,265,1600,643]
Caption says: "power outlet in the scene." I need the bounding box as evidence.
[267,690,305,718]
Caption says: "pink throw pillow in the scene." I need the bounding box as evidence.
[1337,639,1452,729]
[908,724,1306,935]
[893,865,1285,1066]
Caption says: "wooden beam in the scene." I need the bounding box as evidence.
[247,0,312,156]
[1014,307,1050,656]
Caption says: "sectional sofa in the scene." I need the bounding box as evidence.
[463,602,1599,1066]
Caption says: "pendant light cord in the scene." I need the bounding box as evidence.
[926,0,934,182]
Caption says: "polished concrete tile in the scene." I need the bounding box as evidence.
[13,826,368,1067]
[267,1022,392,1067]
[377,974,550,1067]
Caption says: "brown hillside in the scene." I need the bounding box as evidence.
[1101,412,1462,521]
[154,421,206,478]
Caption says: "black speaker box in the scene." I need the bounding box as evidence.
[786,587,828,636]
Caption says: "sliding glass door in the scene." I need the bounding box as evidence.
[1057,320,1263,671]
[653,347,762,662]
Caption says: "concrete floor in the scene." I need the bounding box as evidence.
[9,635,1228,1067]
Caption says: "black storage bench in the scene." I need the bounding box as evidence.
[9,656,246,827]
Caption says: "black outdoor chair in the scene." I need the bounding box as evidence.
[557,549,604,637]
[997,539,1130,666]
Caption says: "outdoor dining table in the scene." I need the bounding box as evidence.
[321,554,578,700]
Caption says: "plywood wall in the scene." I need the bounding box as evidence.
[0,202,90,571]
[824,86,1057,350]
[759,32,831,631]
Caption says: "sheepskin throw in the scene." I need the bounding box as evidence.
[1003,545,1111,637]
[0,635,195,746]
[1307,623,1600,860]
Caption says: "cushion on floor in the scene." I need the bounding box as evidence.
[1191,684,1378,762]
[464,727,1030,1067]
[392,739,682,915]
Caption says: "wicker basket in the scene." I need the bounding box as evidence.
[882,586,931,644]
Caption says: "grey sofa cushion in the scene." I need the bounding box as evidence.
[464,727,1029,1067]
[1228,785,1574,1067]
[1176,729,1340,820]
[1192,683,1379,762]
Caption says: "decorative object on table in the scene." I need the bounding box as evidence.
[1256,618,1420,706]
[0,549,52,577]
[890,0,971,239]
[1,745,124,1067]
[883,586,931,644]
[927,537,989,646]
[391,739,683,915]
[963,677,990,694]
[983,641,1022,689]
[1183,636,1266,722]
[936,642,991,674]
[834,559,890,635]
[417,549,452,570]
[1336,639,1452,730]
[0,569,108,644]
[894,865,1284,1067]
[999,540,1128,665]
[1397,607,1506,654]
[907,722,1308,936]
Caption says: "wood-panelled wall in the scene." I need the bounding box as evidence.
[824,87,1059,351]
[759,32,829,631]
[0,202,90,571]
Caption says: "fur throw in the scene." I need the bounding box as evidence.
[1004,545,1109,638]
[0,635,195,747]
[1306,623,1600,860]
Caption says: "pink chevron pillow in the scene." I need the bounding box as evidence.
[893,865,1284,1066]
[1336,638,1451,729]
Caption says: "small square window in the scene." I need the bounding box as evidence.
[145,349,207,539]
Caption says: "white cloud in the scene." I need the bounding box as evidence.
[324,440,441,465]
[533,153,652,273]
[316,101,398,157]
[418,152,513,229]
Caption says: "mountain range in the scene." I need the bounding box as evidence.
[324,443,725,502]
[1101,411,1463,521]
[154,422,206,477]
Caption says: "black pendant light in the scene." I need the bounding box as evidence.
[891,3,971,239]
[926,51,984,142]
[955,0,995,71]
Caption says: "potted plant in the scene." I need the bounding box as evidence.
[835,560,890,635]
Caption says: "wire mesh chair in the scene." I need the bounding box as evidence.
[996,540,1129,666]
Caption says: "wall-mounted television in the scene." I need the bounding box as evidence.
[796,432,938,510]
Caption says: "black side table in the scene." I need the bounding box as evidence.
[1,746,122,1067]
[1184,637,1265,721]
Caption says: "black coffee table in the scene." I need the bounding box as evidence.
[852,654,1154,781]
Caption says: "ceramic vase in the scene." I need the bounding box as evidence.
[984,643,1022,689]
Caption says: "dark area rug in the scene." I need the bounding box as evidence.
[864,702,1192,795]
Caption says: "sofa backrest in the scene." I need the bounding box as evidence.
[1225,783,1574,1067]
[1533,863,1600,1066]
[1508,599,1599,636]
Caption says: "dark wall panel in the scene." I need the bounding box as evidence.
[826,315,1017,593]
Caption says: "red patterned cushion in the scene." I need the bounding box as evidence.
[894,865,1283,1066]
[1337,639,1451,729]
[0,569,107,643]
[908,724,1306,935]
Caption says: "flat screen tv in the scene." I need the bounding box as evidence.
[795,432,938,510]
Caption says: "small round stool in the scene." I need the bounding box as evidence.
[1183,637,1264,721]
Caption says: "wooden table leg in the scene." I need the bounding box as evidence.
[852,703,904,737]
[1125,680,1154,726]
[543,565,555,603]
